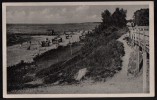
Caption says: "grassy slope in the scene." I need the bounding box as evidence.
[36,27,127,83]
[7,34,32,46]
[7,26,127,91]
[7,43,82,91]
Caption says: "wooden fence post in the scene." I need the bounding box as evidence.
[136,46,140,73]
[137,30,140,73]
[143,31,148,93]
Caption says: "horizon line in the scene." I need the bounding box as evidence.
[6,21,102,25]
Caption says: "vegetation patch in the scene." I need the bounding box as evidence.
[7,61,37,91]
[7,34,32,46]
[7,42,82,91]
[36,26,126,84]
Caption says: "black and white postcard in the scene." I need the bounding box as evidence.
[2,1,154,98]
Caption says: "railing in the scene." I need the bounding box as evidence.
[129,26,149,53]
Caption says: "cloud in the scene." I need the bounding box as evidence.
[75,5,90,12]
[6,6,96,23]
[61,8,67,13]
[41,8,50,14]
[6,6,100,23]
[90,14,97,19]
[7,10,26,18]
[7,10,27,23]
[6,5,148,24]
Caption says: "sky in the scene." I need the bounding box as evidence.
[6,5,149,24]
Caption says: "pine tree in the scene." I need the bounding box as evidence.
[101,9,112,29]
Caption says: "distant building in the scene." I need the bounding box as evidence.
[127,20,135,27]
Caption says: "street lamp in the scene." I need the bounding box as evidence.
[69,35,73,56]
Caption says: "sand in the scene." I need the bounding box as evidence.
[7,34,82,67]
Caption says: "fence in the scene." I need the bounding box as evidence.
[128,25,149,93]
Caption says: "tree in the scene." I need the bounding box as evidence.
[101,10,112,29]
[119,8,127,27]
[133,9,149,26]
[112,8,127,27]
[93,8,127,35]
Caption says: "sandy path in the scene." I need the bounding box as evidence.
[10,33,143,94]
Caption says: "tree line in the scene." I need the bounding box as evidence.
[94,8,127,35]
[133,8,149,26]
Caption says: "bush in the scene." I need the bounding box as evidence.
[7,34,32,46]
[7,61,36,91]
[81,40,124,81]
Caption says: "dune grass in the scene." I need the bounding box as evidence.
[7,26,127,91]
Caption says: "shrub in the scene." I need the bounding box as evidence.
[7,61,36,91]
[7,34,32,46]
